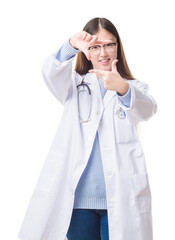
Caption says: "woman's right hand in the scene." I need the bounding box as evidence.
[69,31,111,60]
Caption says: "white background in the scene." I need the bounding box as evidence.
[0,0,174,239]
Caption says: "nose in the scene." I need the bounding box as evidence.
[100,46,108,56]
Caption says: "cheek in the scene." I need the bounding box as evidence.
[90,57,99,67]
[110,51,117,60]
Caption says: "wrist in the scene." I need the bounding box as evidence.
[118,81,129,96]
[69,38,78,50]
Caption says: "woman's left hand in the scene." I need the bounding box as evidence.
[89,59,129,95]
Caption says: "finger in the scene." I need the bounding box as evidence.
[88,69,106,78]
[97,39,113,44]
[112,59,118,72]
[89,35,98,45]
[83,33,93,42]
[82,32,88,40]
[84,49,91,61]
[88,39,113,47]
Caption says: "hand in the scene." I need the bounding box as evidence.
[70,31,112,60]
[89,59,129,95]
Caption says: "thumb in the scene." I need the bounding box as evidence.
[84,49,91,61]
[112,59,118,72]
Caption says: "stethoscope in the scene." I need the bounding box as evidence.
[77,79,92,123]
[77,79,126,123]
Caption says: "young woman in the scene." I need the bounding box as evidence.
[18,17,157,240]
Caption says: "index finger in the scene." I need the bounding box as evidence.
[89,38,113,46]
[88,69,107,78]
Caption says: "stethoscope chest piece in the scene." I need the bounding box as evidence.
[116,107,126,119]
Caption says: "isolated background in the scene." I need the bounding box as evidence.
[0,0,174,239]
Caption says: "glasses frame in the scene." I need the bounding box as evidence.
[88,42,117,54]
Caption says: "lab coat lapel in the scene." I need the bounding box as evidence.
[83,73,102,105]
[103,89,117,108]
[84,73,117,108]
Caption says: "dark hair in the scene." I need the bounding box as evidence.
[74,17,135,80]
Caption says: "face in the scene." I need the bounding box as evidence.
[89,28,117,72]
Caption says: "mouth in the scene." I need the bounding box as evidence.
[99,58,110,65]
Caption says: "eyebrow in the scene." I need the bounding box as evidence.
[93,40,116,45]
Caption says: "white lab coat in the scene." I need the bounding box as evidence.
[18,46,157,240]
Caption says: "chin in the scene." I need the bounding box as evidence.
[101,66,111,71]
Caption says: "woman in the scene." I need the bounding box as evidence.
[18,17,157,240]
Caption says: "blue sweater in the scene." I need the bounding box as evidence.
[56,40,131,209]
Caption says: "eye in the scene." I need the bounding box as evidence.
[106,43,114,48]
[90,45,100,50]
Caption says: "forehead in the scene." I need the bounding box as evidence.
[95,28,116,41]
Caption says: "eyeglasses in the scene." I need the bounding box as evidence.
[88,42,117,55]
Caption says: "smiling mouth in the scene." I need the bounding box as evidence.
[99,58,110,64]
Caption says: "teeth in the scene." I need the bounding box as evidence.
[100,59,109,62]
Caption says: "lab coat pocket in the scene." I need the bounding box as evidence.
[132,173,152,214]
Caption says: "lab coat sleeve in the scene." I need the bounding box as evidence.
[56,39,80,62]
[117,79,157,125]
[41,43,76,104]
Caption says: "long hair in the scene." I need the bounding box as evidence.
[74,17,135,80]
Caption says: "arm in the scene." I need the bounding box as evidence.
[118,79,157,125]
[42,31,110,104]
[88,58,157,124]
[42,40,79,104]
[56,40,80,62]
[116,84,131,108]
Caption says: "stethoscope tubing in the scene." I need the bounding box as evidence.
[77,79,92,123]
[77,79,126,122]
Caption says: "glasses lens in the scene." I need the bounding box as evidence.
[89,45,100,55]
[89,43,117,55]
